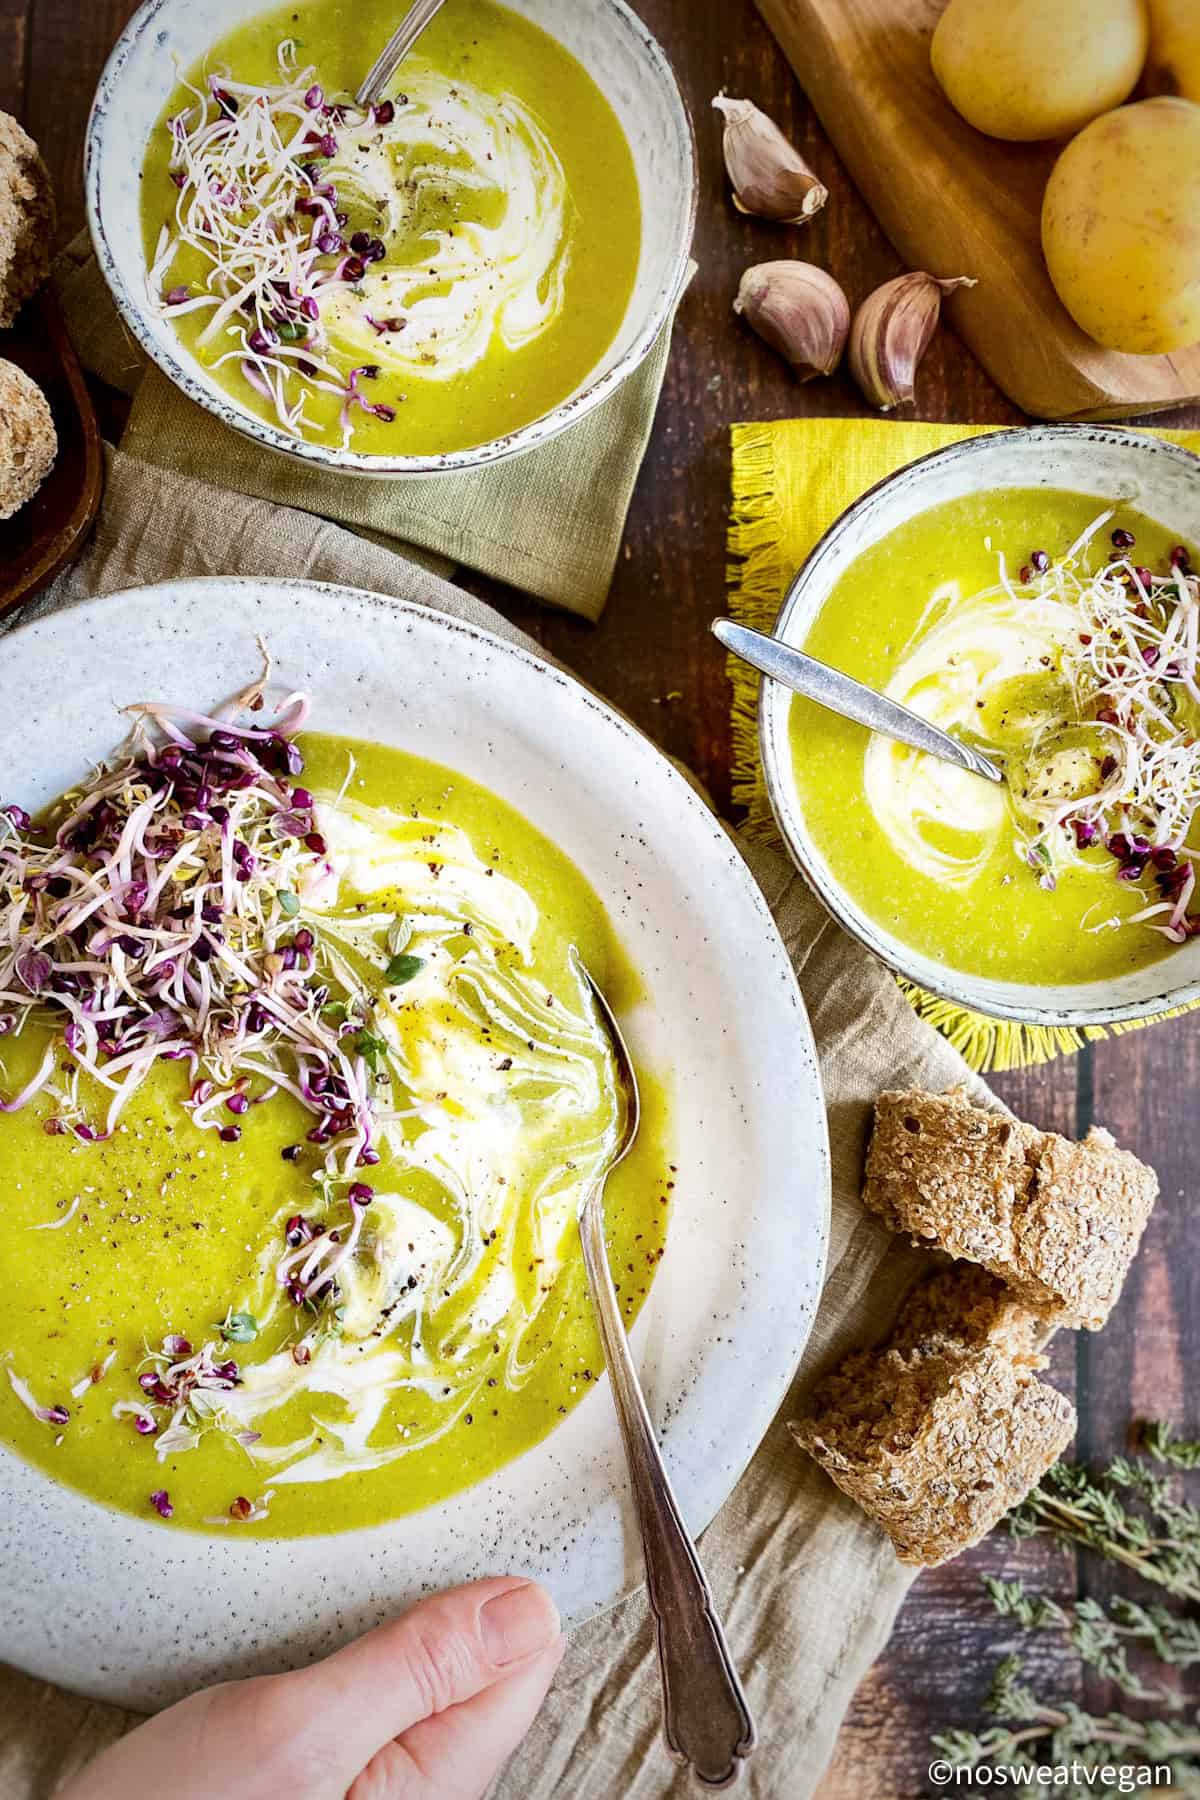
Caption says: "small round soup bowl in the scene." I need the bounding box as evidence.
[85,0,696,476]
[759,425,1200,1029]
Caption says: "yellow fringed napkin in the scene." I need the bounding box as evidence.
[727,417,1200,1073]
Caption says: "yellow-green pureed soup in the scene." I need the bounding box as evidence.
[140,0,641,455]
[0,734,670,1535]
[788,490,1200,986]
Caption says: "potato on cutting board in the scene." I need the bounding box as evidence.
[1145,0,1200,102]
[1042,97,1200,355]
[931,0,1147,143]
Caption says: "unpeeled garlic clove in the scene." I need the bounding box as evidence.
[713,95,828,224]
[734,261,850,381]
[848,272,977,411]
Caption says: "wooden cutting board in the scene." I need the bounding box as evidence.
[755,0,1200,421]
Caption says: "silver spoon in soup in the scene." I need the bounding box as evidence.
[576,960,757,1790]
[713,617,1005,785]
[356,0,451,109]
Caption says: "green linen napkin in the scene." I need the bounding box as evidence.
[52,235,686,617]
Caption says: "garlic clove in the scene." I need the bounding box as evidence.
[713,95,828,224]
[848,272,977,411]
[734,261,850,381]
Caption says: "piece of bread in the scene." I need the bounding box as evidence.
[0,112,54,329]
[886,1262,1045,1360]
[0,358,56,520]
[791,1262,1075,1566]
[862,1087,1157,1330]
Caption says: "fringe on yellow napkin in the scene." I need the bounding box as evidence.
[727,417,1200,1073]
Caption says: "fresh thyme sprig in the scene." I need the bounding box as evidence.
[933,1656,1200,1794]
[1142,1420,1200,1472]
[933,1422,1200,1794]
[984,1577,1200,1707]
[1008,1456,1200,1604]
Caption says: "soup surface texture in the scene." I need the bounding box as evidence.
[0,735,670,1534]
[140,0,641,455]
[789,489,1200,985]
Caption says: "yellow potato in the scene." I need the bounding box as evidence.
[1041,98,1200,354]
[1145,0,1200,101]
[931,0,1148,142]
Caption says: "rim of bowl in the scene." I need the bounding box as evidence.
[759,423,1200,1031]
[83,0,698,479]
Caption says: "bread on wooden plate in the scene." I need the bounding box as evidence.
[792,1262,1075,1567]
[862,1086,1157,1330]
[0,113,54,329]
[0,113,54,331]
[0,358,56,520]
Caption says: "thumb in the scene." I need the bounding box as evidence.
[290,1577,562,1781]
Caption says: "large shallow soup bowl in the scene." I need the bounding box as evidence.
[760,425,1200,1030]
[85,0,696,477]
[0,579,828,1708]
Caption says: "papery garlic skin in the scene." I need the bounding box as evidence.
[735,261,850,380]
[848,273,976,411]
[713,96,828,224]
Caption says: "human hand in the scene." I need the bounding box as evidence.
[61,1576,563,1800]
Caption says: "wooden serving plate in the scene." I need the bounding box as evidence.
[756,0,1200,420]
[0,286,104,620]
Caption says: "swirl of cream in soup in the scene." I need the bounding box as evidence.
[320,61,572,382]
[863,581,1080,888]
[205,796,621,1487]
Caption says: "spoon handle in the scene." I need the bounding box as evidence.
[355,0,449,107]
[578,1192,756,1789]
[712,617,1004,785]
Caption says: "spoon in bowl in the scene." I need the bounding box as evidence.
[712,617,1004,785]
[356,0,450,109]
[577,961,756,1789]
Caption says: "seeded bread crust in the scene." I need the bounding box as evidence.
[791,1262,1075,1566]
[886,1262,1045,1359]
[793,1343,1075,1566]
[0,112,55,329]
[0,358,56,520]
[863,1087,1157,1330]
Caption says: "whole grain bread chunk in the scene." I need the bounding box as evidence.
[863,1087,1156,1330]
[792,1339,1074,1565]
[0,113,54,329]
[793,1262,1073,1565]
[0,358,56,520]
[887,1262,1046,1360]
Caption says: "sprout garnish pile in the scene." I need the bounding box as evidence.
[1001,512,1200,942]
[0,665,622,1526]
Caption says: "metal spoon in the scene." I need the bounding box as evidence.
[712,617,1004,785]
[356,0,450,109]
[576,962,756,1790]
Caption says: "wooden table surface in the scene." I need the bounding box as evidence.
[4,0,1199,1793]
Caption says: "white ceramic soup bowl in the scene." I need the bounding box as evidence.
[0,579,828,1707]
[84,0,696,476]
[760,425,1200,1030]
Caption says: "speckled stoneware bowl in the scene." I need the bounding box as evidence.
[761,425,1200,1030]
[84,0,696,477]
[0,580,829,1708]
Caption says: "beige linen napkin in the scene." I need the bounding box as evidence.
[0,450,985,1800]
[53,239,683,619]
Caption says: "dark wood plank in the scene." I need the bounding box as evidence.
[0,0,29,117]
[22,0,137,240]
[11,0,1200,1794]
